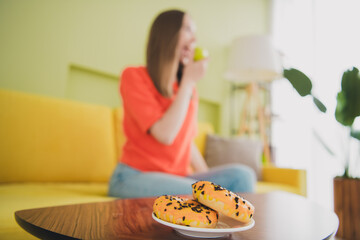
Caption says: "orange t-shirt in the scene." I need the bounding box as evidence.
[119,66,198,176]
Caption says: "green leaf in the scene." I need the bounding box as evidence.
[335,67,360,126]
[350,129,360,141]
[312,96,327,113]
[335,92,353,126]
[283,68,312,97]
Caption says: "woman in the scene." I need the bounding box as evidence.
[108,9,256,198]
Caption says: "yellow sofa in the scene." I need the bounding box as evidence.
[0,89,306,239]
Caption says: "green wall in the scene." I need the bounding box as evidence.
[0,0,270,135]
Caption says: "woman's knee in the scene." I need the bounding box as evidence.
[221,164,257,192]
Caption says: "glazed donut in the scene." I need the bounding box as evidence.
[192,181,254,223]
[153,195,218,228]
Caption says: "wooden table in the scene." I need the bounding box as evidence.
[15,192,339,240]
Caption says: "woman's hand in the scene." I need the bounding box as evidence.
[181,58,209,86]
[190,143,209,173]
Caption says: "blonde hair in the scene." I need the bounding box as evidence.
[146,10,185,97]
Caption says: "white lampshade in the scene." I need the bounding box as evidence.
[224,35,282,83]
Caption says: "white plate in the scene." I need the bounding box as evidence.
[152,212,255,238]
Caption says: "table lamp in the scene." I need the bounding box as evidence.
[224,35,282,164]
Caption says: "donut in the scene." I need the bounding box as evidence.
[192,181,254,223]
[153,195,218,228]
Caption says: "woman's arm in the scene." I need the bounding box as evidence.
[149,59,207,145]
[190,142,209,173]
[149,81,194,145]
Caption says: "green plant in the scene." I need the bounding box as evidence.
[283,67,360,178]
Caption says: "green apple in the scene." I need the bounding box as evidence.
[193,47,209,61]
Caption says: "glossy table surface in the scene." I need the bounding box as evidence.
[15,192,339,240]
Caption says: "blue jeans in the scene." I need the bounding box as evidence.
[108,163,256,198]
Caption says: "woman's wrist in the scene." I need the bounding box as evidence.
[179,79,195,95]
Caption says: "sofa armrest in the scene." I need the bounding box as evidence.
[262,166,307,197]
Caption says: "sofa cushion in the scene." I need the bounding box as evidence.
[194,122,215,156]
[0,89,117,183]
[205,134,263,179]
[113,107,126,160]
